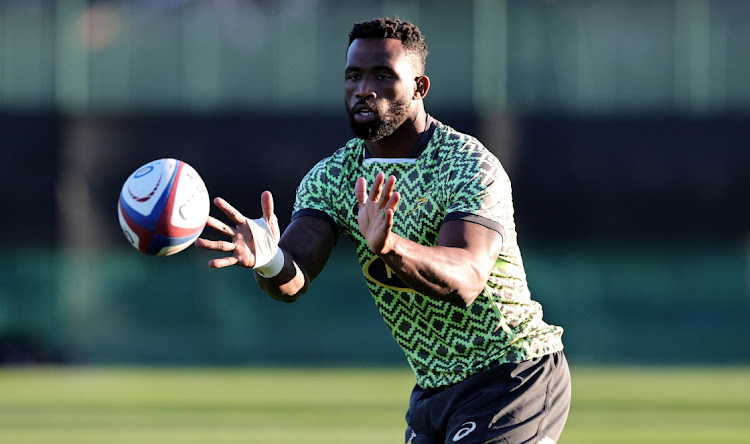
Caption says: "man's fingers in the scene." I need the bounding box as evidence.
[214,197,246,225]
[387,191,400,213]
[261,191,274,221]
[208,257,239,268]
[379,175,396,208]
[205,216,234,236]
[368,172,385,202]
[383,208,395,229]
[195,237,240,268]
[356,174,399,212]
[355,177,367,206]
[195,237,235,252]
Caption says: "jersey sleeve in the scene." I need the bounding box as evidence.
[443,141,511,238]
[291,156,340,235]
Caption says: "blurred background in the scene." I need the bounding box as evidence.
[1,0,748,369]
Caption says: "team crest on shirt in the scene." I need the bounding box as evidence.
[363,256,417,293]
[406,189,431,216]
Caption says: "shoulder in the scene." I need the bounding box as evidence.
[430,121,493,159]
[431,121,505,177]
[317,138,362,170]
[303,138,362,183]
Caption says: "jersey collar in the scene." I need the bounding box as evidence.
[363,114,437,160]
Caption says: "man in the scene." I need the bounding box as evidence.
[196,17,570,444]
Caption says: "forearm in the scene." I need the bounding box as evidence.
[380,234,490,307]
[255,217,336,303]
[254,248,309,303]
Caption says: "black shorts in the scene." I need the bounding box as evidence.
[405,351,571,444]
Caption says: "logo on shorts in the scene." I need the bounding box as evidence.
[407,430,417,444]
[452,421,476,441]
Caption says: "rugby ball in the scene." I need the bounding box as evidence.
[118,158,210,256]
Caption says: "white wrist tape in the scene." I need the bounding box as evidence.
[255,248,284,278]
[246,217,284,278]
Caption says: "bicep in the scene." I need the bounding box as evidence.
[438,219,503,270]
[279,216,337,281]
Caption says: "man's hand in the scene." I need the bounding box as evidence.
[355,172,400,255]
[195,191,280,268]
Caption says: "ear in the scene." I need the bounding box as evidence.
[413,75,430,100]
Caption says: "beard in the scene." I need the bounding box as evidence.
[346,96,411,141]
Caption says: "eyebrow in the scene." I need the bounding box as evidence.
[345,65,398,74]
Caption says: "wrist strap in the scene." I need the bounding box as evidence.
[246,217,283,278]
[255,248,285,278]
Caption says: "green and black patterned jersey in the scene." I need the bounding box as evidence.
[292,117,564,389]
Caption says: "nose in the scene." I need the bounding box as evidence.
[355,79,377,100]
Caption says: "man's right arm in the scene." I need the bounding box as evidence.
[195,192,337,303]
[256,216,337,303]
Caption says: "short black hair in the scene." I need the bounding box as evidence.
[348,16,428,75]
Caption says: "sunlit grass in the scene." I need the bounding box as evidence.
[0,366,748,443]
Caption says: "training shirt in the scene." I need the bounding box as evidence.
[292,117,564,389]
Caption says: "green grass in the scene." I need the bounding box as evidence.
[565,366,750,443]
[0,366,748,443]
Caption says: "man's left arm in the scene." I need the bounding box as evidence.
[382,219,502,307]
[355,172,502,308]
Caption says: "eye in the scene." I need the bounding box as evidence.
[377,74,392,81]
[346,73,360,81]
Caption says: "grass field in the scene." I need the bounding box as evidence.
[0,366,748,443]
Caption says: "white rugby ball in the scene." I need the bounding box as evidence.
[117,158,210,256]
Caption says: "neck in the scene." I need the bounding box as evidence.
[364,108,428,158]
